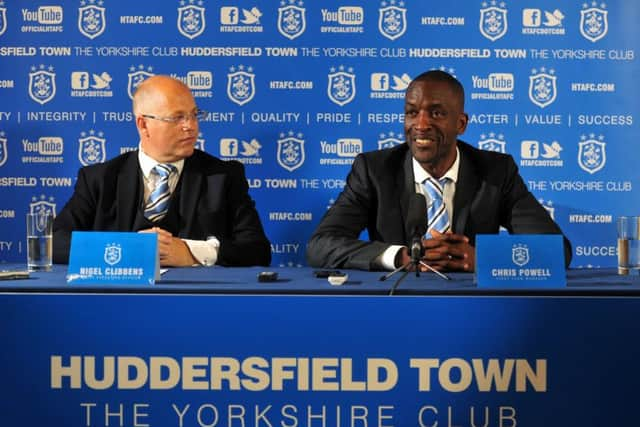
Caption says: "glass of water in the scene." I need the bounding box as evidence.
[617,216,640,275]
[26,212,53,272]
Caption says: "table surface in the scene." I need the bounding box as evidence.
[1,264,639,295]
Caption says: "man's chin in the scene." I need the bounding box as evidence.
[411,147,437,164]
[177,147,195,159]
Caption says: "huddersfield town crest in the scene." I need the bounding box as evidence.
[127,68,154,100]
[479,1,508,41]
[327,67,356,106]
[30,198,57,219]
[378,3,407,41]
[28,68,56,105]
[580,5,608,42]
[227,67,255,106]
[30,199,56,232]
[578,137,606,174]
[478,134,506,153]
[178,4,206,39]
[0,6,7,36]
[0,134,6,167]
[528,69,557,108]
[512,244,529,267]
[78,134,106,166]
[104,243,122,266]
[277,2,305,40]
[377,132,403,150]
[78,4,106,39]
[277,133,305,172]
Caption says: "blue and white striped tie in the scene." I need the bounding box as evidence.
[144,163,176,222]
[422,177,450,237]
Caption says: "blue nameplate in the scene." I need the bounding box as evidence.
[475,234,566,288]
[67,231,159,285]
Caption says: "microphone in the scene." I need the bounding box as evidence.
[406,193,427,262]
[382,192,449,289]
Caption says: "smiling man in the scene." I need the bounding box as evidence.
[53,75,271,267]
[306,70,571,272]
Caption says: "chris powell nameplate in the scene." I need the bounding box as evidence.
[475,234,566,288]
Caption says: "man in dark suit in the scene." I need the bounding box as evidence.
[53,75,271,267]
[306,70,571,271]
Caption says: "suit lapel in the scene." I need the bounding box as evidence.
[116,152,141,230]
[399,148,416,241]
[453,144,480,234]
[178,155,203,236]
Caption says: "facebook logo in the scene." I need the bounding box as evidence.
[71,72,89,90]
[521,140,539,159]
[522,9,541,27]
[220,7,238,25]
[371,73,389,91]
[220,138,238,156]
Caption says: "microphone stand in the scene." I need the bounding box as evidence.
[380,236,451,295]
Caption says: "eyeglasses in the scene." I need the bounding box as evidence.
[141,109,206,124]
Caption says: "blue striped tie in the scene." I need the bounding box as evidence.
[144,163,176,222]
[422,177,450,237]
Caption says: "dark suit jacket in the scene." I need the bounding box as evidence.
[53,149,271,266]
[306,142,571,270]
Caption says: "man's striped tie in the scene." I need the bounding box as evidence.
[422,177,450,237]
[144,163,176,222]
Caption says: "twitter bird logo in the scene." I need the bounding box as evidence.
[541,141,562,159]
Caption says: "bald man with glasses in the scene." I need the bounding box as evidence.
[53,75,271,267]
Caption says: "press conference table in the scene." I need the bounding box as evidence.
[1,266,640,425]
[0,264,639,295]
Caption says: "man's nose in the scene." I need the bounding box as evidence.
[181,117,197,131]
[415,111,431,128]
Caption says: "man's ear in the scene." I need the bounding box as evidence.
[136,115,150,138]
[457,113,469,135]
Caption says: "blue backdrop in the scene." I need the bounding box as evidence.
[0,0,638,267]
